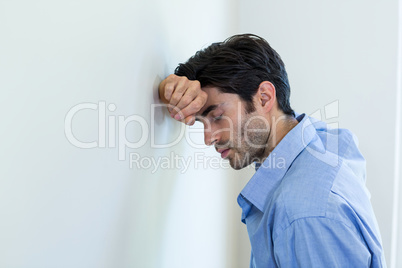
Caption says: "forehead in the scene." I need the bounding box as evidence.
[197,86,241,115]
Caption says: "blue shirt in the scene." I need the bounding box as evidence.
[237,113,386,268]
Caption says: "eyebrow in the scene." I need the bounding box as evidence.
[195,104,218,121]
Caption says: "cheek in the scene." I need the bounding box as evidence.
[217,119,236,137]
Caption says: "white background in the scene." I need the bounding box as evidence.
[0,0,401,267]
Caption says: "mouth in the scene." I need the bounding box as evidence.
[217,148,230,159]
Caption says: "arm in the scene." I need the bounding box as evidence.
[158,74,208,125]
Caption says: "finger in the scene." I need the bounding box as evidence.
[170,81,204,118]
[183,115,196,125]
[162,75,180,105]
[169,105,182,119]
[169,77,190,108]
[159,78,170,104]
[164,85,177,114]
[173,86,199,112]
[173,93,206,120]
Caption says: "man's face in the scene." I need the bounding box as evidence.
[196,87,270,169]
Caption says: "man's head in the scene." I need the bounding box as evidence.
[174,33,295,117]
[174,34,296,169]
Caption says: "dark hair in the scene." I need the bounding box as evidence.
[174,33,295,116]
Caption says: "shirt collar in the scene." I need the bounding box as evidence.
[237,113,317,221]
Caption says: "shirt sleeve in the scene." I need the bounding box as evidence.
[273,217,372,268]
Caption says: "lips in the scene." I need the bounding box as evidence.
[218,149,230,159]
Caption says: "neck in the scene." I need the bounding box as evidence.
[259,113,299,163]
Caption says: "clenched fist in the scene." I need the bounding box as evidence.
[159,74,208,125]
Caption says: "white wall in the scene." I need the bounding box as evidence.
[2,0,400,267]
[238,0,401,266]
[0,0,253,267]
[394,2,402,268]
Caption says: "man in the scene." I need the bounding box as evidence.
[158,34,386,267]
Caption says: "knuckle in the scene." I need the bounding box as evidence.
[164,91,172,101]
[170,95,180,104]
[167,74,176,80]
[180,95,192,104]
[182,79,190,87]
[192,80,201,88]
[165,83,174,93]
[200,91,208,99]
[176,79,187,91]
[192,99,202,110]
[177,76,186,83]
[199,94,208,105]
[181,106,192,115]
[164,91,170,100]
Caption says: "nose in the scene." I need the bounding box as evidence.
[203,124,219,146]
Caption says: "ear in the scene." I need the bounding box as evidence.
[255,81,276,112]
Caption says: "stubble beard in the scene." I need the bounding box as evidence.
[227,113,269,170]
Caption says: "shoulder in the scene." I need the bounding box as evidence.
[274,124,365,219]
[271,155,340,222]
[270,148,365,231]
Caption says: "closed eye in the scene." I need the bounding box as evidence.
[213,114,223,121]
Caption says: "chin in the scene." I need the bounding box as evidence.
[229,155,253,170]
[230,163,244,170]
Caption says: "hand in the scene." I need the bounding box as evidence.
[158,74,208,125]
